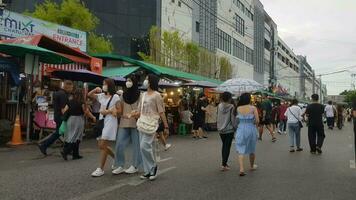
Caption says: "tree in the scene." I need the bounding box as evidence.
[25,0,113,53]
[219,57,232,80]
[344,90,356,105]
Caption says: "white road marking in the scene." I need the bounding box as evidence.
[157,157,173,163]
[70,166,176,200]
[350,160,355,169]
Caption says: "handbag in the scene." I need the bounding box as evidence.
[289,108,303,128]
[95,95,115,136]
[136,93,159,135]
[59,121,67,135]
[220,106,237,134]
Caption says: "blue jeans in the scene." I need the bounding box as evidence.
[114,128,142,168]
[41,117,62,149]
[288,122,301,148]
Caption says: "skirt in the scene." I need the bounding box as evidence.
[65,116,85,143]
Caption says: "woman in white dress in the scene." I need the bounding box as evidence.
[88,78,121,177]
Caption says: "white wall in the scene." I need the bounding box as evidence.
[161,0,193,41]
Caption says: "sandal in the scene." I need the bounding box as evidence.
[250,164,258,171]
[239,172,246,176]
[272,137,277,142]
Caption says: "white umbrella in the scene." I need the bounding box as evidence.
[216,78,264,94]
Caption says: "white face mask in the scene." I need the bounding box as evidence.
[102,85,108,92]
[143,80,149,88]
[126,81,133,89]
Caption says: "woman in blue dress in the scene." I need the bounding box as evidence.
[236,93,260,176]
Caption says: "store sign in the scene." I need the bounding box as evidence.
[0,10,87,51]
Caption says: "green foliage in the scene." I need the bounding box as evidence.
[25,0,112,53]
[219,57,232,80]
[344,90,356,104]
[139,26,219,79]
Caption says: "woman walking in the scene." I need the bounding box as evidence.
[112,75,142,174]
[217,92,236,171]
[61,88,96,160]
[284,99,303,152]
[132,74,169,181]
[89,78,120,177]
[235,93,259,176]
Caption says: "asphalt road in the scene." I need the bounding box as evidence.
[0,122,355,200]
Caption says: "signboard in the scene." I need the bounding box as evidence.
[0,9,87,51]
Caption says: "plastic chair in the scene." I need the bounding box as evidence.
[178,123,187,136]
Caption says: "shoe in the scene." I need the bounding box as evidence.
[283,131,287,135]
[112,166,125,175]
[239,172,246,176]
[272,138,277,143]
[164,144,172,151]
[91,168,104,177]
[140,173,150,180]
[125,166,138,174]
[38,143,47,156]
[316,147,323,154]
[149,166,158,181]
[296,148,303,152]
[277,130,282,135]
[290,149,295,153]
[203,136,208,139]
[258,137,262,141]
[310,151,316,154]
[60,151,68,161]
[250,164,258,171]
[73,155,83,160]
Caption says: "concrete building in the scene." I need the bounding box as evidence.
[298,55,316,100]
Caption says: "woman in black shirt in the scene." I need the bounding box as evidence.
[61,89,96,160]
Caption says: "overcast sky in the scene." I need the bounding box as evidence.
[260,0,356,95]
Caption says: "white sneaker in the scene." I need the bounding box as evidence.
[91,168,104,177]
[164,144,172,151]
[125,166,138,174]
[112,166,125,175]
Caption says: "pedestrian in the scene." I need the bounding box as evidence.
[133,74,169,181]
[217,92,236,171]
[352,100,356,159]
[193,93,208,139]
[60,88,96,160]
[278,101,288,134]
[181,103,194,134]
[89,78,120,177]
[271,102,279,132]
[284,99,303,152]
[325,101,336,129]
[336,104,344,130]
[38,80,73,156]
[156,118,172,151]
[235,93,259,176]
[303,94,325,154]
[258,95,277,142]
[112,75,143,175]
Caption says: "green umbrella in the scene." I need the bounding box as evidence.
[0,43,72,64]
[0,43,73,143]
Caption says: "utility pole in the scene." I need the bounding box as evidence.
[351,73,356,90]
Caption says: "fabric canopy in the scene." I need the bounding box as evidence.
[91,53,222,85]
[103,66,140,78]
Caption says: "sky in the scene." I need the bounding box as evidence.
[259,0,356,95]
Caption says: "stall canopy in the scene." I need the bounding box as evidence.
[103,66,140,78]
[91,53,222,85]
[1,35,102,74]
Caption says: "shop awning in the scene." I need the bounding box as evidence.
[91,53,222,85]
[103,66,140,78]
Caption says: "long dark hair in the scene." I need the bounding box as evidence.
[237,93,251,107]
[147,74,159,91]
[123,74,140,104]
[104,78,116,95]
[73,88,84,104]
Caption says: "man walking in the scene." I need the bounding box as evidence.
[304,94,325,154]
[278,101,288,134]
[258,95,277,142]
[38,80,73,155]
[325,101,336,129]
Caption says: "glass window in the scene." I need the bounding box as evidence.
[196,21,200,32]
[235,14,245,36]
[178,1,181,7]
[245,47,253,64]
[217,29,231,54]
[233,39,245,60]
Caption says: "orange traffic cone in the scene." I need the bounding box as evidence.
[7,115,24,146]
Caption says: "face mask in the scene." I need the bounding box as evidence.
[102,85,108,92]
[143,80,149,88]
[126,81,133,88]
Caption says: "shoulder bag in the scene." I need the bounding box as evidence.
[289,108,303,128]
[136,93,160,135]
[95,94,115,137]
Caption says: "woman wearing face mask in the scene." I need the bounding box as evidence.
[132,74,169,181]
[88,78,121,177]
[112,75,142,175]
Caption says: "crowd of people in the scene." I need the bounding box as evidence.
[36,75,354,179]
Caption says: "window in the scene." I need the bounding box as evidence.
[235,14,245,36]
[195,21,200,32]
[178,1,181,7]
[264,59,270,72]
[171,0,175,3]
[233,39,245,60]
[217,29,232,54]
[264,39,271,50]
[245,47,253,64]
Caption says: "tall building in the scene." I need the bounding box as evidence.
[298,55,315,100]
